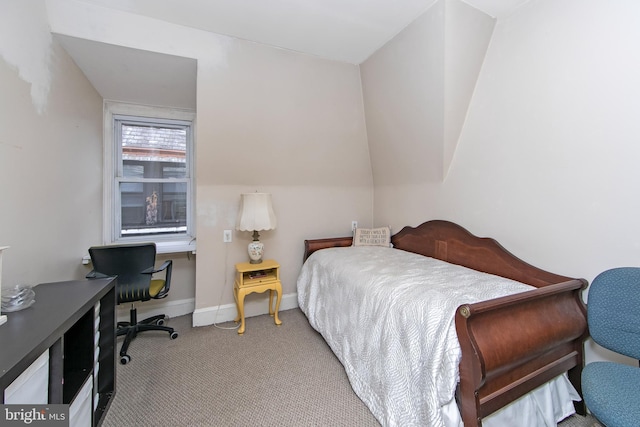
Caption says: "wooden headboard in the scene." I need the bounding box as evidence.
[304,220,572,288]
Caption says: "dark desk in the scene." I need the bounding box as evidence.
[0,278,116,426]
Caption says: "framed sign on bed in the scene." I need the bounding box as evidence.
[297,220,588,427]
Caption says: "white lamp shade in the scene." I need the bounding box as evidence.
[236,193,277,232]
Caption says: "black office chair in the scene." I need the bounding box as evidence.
[87,243,178,365]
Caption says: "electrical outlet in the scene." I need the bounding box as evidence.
[223,229,232,243]
[352,221,358,231]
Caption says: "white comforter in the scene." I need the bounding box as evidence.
[297,246,578,427]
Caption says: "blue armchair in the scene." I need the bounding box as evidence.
[582,267,640,427]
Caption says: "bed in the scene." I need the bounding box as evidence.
[297,220,588,427]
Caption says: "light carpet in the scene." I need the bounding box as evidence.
[102,308,602,427]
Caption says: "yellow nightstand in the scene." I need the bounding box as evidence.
[233,259,282,335]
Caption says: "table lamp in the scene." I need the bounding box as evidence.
[236,193,277,264]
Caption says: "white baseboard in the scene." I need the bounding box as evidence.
[192,292,299,327]
[116,293,299,327]
[117,297,195,323]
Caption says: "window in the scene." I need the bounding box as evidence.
[104,102,195,250]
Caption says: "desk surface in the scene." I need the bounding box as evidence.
[0,278,115,390]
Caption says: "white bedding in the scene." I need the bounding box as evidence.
[297,246,579,427]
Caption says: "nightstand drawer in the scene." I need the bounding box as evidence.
[235,260,280,288]
[239,268,278,287]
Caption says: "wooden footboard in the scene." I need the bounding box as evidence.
[303,220,588,426]
[456,279,587,426]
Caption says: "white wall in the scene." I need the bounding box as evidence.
[362,2,445,188]
[194,35,372,323]
[0,0,103,287]
[0,1,196,320]
[361,0,494,223]
[44,0,373,326]
[443,0,495,177]
[363,0,640,364]
[455,0,640,364]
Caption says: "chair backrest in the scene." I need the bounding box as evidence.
[588,267,640,360]
[88,243,157,304]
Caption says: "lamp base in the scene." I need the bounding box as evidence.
[248,241,264,264]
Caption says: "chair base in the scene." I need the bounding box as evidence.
[117,306,178,364]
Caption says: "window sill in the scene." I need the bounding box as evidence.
[82,240,196,265]
[156,240,197,255]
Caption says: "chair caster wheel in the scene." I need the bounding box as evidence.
[157,318,165,326]
[170,331,178,340]
[120,355,131,365]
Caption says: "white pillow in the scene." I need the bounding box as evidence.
[353,226,392,247]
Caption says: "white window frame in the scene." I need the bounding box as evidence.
[103,101,196,253]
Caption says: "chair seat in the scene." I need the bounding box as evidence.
[582,361,640,427]
[150,279,165,297]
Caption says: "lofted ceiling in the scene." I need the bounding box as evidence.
[57,0,530,108]
[75,0,530,63]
